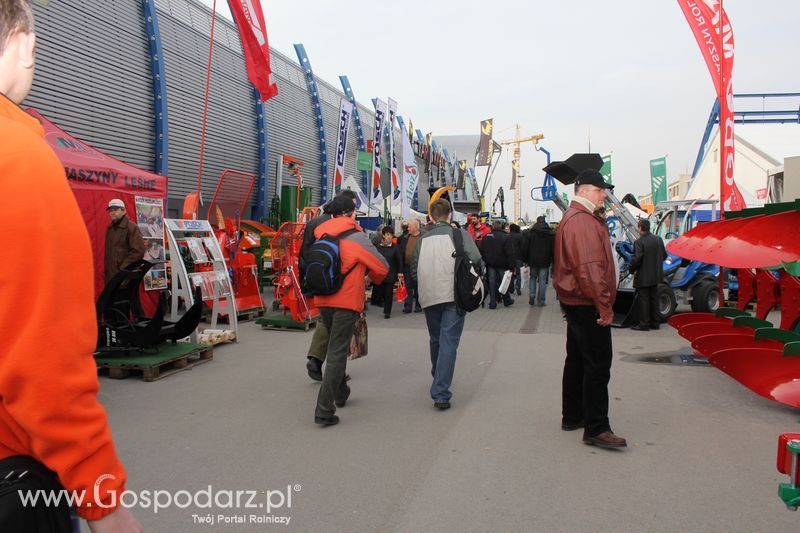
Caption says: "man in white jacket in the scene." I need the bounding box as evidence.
[411,199,482,409]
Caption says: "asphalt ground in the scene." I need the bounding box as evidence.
[89,287,800,532]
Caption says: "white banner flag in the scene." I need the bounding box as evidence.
[401,122,419,218]
[332,98,353,200]
[370,99,387,205]
[387,98,401,205]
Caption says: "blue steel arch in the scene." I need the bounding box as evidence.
[142,0,169,180]
[293,44,329,201]
[254,89,268,219]
[338,75,368,193]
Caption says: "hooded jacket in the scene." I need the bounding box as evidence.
[553,201,617,317]
[480,228,516,269]
[312,216,388,311]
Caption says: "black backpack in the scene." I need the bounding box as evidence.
[303,229,358,296]
[451,229,485,312]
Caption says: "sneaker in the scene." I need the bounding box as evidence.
[314,415,339,426]
[306,357,323,381]
[434,401,451,410]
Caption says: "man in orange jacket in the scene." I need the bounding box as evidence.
[0,2,141,530]
[311,196,388,426]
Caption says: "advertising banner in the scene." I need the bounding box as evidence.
[649,156,668,206]
[401,123,419,218]
[387,98,401,205]
[135,196,167,290]
[477,118,493,166]
[677,0,744,211]
[600,153,613,184]
[227,0,278,101]
[333,98,353,196]
[370,99,388,204]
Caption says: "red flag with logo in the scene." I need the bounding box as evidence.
[227,0,278,101]
[677,0,744,211]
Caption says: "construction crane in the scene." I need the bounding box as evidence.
[500,125,544,223]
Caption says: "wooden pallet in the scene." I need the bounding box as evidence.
[95,343,213,382]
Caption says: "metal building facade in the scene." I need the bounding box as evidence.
[24,0,382,217]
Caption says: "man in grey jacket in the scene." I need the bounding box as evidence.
[412,199,482,409]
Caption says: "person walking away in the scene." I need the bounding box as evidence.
[0,2,141,530]
[480,220,515,309]
[508,223,524,296]
[553,169,627,449]
[299,190,357,381]
[311,196,388,426]
[376,226,403,319]
[412,200,482,409]
[104,198,145,283]
[522,216,555,306]
[629,218,667,331]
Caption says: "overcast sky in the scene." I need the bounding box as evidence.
[204,0,800,219]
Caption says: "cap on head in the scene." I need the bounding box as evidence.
[107,198,125,210]
[575,169,614,190]
[328,196,356,216]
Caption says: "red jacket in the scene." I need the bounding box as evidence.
[553,201,617,318]
[467,222,490,241]
[312,217,388,312]
[0,95,126,520]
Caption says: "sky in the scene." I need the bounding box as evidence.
[203,0,800,219]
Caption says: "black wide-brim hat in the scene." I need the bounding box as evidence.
[542,153,612,189]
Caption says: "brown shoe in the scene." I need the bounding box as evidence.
[583,431,627,448]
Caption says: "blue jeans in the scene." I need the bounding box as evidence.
[423,302,466,402]
[529,266,549,305]
[487,266,512,306]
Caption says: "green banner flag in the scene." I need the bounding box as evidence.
[357,150,372,171]
[649,156,668,205]
[600,153,612,185]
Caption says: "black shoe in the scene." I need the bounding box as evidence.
[516,289,522,296]
[630,325,650,331]
[335,384,351,408]
[489,303,497,310]
[314,415,339,426]
[384,313,391,319]
[306,357,323,381]
[650,324,661,330]
[402,307,412,314]
[414,306,423,313]
[503,298,515,307]
[561,420,585,431]
[434,401,451,410]
[529,298,536,306]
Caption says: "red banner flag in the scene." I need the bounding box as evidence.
[677,0,744,211]
[227,0,278,101]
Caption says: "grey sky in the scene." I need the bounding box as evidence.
[204,0,800,218]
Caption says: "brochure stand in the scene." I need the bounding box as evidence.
[165,219,238,341]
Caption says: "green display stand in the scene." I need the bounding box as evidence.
[279,185,313,222]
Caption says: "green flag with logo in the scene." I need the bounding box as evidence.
[600,153,612,185]
[357,150,372,171]
[649,156,668,205]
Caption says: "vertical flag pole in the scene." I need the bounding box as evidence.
[717,0,726,302]
[196,0,217,204]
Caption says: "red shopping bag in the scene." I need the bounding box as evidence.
[395,278,408,302]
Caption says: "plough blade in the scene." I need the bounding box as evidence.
[691,333,781,358]
[709,347,800,408]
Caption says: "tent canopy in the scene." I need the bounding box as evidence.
[28,109,168,296]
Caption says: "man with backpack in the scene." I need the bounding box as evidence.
[412,199,482,410]
[299,189,357,381]
[305,196,388,426]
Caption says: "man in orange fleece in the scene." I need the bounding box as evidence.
[311,196,388,426]
[0,2,140,531]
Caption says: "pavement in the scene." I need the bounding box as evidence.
[91,287,800,532]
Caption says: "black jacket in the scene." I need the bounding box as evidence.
[508,232,524,262]
[299,213,332,268]
[630,232,667,288]
[521,222,554,268]
[480,229,515,269]
[376,242,403,283]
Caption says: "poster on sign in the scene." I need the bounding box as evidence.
[136,196,167,290]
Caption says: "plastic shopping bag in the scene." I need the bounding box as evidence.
[395,279,408,302]
[520,266,530,289]
[498,270,513,295]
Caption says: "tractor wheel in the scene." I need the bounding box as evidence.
[690,280,720,313]
[657,284,677,322]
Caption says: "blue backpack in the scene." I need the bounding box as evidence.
[303,229,358,295]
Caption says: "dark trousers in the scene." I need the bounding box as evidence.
[636,285,659,328]
[561,304,613,437]
[402,266,420,310]
[487,266,512,306]
[381,282,394,316]
[0,455,73,533]
[315,307,357,419]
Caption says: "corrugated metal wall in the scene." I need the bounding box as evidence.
[25,0,396,216]
[26,0,154,172]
